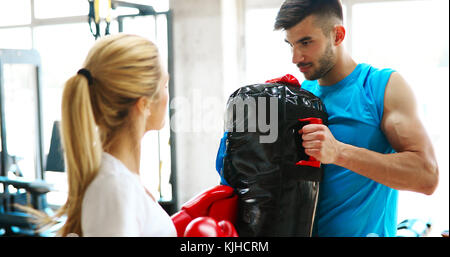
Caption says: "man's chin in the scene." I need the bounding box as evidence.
[302,72,318,81]
[299,67,316,81]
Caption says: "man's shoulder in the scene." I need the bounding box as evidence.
[364,63,396,81]
[358,63,397,96]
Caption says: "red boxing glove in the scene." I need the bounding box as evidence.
[266,74,301,87]
[184,217,238,237]
[171,185,238,237]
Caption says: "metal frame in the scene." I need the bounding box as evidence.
[0,49,45,180]
[166,10,178,213]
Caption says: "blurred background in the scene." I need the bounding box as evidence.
[0,0,448,237]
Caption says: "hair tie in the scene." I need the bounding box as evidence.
[77,68,93,85]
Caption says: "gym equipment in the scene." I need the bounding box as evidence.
[219,74,328,236]
[45,121,65,172]
[0,49,52,236]
[88,0,158,40]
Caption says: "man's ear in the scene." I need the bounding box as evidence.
[334,25,346,45]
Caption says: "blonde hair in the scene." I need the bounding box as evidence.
[36,34,163,236]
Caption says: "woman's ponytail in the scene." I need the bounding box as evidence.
[57,74,102,236]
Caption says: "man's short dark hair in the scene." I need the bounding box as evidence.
[274,0,343,34]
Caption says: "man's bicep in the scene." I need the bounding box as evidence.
[381,72,430,153]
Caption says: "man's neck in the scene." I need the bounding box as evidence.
[318,50,357,86]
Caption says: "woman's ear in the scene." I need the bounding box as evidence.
[136,97,151,116]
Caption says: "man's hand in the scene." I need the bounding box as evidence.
[299,124,341,164]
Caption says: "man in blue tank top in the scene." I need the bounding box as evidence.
[271,0,439,237]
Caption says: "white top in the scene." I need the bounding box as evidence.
[81,152,177,237]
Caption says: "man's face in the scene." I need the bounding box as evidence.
[285,15,336,81]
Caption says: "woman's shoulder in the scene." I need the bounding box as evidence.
[83,153,142,204]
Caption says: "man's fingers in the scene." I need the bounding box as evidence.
[298,124,326,136]
[302,140,322,149]
[304,149,320,157]
[302,131,325,141]
[298,124,324,134]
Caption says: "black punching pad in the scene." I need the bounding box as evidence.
[222,83,328,237]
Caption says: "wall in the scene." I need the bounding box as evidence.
[170,0,236,207]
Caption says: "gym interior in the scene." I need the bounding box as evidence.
[0,0,448,237]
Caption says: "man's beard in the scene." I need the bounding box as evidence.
[302,41,335,81]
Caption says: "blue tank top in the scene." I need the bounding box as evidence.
[301,63,398,237]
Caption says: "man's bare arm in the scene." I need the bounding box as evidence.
[300,72,439,195]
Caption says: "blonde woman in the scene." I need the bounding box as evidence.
[45,33,176,236]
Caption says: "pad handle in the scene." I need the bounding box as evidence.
[296,117,323,168]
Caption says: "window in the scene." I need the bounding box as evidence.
[352,0,449,236]
[33,23,95,151]
[34,0,89,19]
[0,27,32,49]
[0,0,31,26]
[1,63,39,181]
[245,8,302,85]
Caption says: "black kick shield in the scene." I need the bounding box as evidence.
[222,82,328,237]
